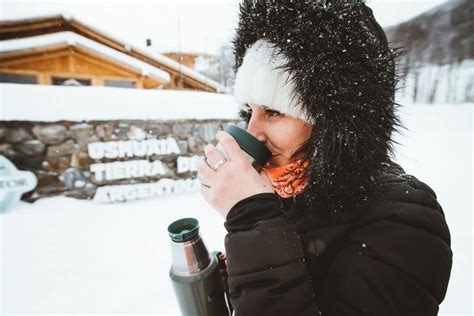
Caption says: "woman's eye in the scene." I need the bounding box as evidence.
[266,110,281,117]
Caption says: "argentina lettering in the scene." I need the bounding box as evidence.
[87,137,201,203]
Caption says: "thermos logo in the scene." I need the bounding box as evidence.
[0,155,37,213]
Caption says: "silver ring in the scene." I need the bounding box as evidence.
[212,159,227,171]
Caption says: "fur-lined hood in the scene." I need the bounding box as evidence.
[232,0,402,225]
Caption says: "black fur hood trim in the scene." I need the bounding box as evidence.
[232,0,402,225]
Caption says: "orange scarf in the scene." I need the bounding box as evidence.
[263,159,309,198]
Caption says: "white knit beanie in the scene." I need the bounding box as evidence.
[233,39,311,123]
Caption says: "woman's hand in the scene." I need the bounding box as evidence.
[198,131,274,218]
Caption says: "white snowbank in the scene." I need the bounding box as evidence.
[0,32,171,83]
[0,83,239,121]
[0,193,226,315]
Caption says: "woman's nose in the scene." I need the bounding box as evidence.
[247,114,267,143]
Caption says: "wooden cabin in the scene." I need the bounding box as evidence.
[0,15,228,93]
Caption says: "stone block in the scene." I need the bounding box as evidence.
[14,140,46,156]
[113,123,129,140]
[32,124,67,145]
[0,144,15,156]
[70,152,90,168]
[198,123,221,142]
[96,123,114,141]
[147,123,172,138]
[188,136,206,153]
[128,125,147,140]
[177,140,188,154]
[47,140,80,157]
[42,157,70,172]
[172,123,194,139]
[4,127,32,143]
[69,123,94,145]
[60,168,87,189]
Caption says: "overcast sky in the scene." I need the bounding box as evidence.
[1,0,449,55]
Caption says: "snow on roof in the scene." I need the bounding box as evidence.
[0,32,171,84]
[0,83,239,121]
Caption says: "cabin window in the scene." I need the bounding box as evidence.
[104,79,136,89]
[0,73,37,84]
[52,77,91,86]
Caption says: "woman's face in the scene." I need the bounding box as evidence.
[240,103,313,167]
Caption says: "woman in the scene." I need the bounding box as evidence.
[198,1,452,315]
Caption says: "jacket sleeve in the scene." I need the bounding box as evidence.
[224,193,320,316]
[318,181,453,316]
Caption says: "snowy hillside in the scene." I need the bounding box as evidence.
[386,0,473,103]
[1,101,472,315]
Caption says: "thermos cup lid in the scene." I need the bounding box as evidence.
[224,125,272,166]
[168,218,200,243]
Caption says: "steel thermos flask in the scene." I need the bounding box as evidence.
[168,218,230,316]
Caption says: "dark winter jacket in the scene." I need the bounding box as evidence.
[224,162,452,315]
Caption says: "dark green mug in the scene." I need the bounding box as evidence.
[216,124,272,171]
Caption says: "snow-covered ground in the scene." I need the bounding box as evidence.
[0,102,472,315]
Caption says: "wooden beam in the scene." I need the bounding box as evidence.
[68,50,74,73]
[0,44,68,63]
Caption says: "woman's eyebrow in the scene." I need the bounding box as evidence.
[261,106,280,112]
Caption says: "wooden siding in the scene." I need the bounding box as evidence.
[0,44,163,89]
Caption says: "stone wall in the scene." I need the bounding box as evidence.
[0,119,242,202]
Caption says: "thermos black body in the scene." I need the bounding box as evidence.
[168,218,230,316]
